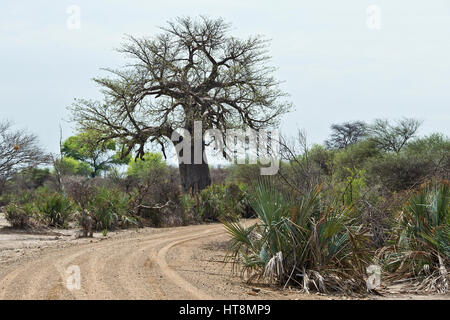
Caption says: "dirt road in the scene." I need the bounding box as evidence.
[0,223,231,299]
[0,219,448,300]
[1,221,303,300]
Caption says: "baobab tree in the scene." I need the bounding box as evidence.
[71,16,291,192]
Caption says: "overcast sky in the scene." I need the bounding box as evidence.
[1,0,449,158]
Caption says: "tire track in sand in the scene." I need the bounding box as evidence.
[0,223,226,299]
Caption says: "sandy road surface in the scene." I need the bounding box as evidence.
[1,221,302,300]
[0,223,235,300]
[0,218,448,300]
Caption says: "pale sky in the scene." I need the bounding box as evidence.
[1,1,449,158]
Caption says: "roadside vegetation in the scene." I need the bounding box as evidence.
[1,116,448,295]
[222,120,449,294]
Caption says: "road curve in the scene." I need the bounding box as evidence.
[2,221,446,300]
[0,223,227,300]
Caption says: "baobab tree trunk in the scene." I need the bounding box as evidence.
[178,143,211,193]
[179,162,211,193]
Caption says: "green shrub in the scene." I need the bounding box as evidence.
[87,186,134,230]
[4,203,35,228]
[367,154,434,192]
[198,185,229,221]
[179,193,197,224]
[2,190,35,206]
[35,189,73,227]
[226,164,261,185]
[180,184,251,222]
[333,140,380,179]
[233,183,255,218]
[335,168,367,205]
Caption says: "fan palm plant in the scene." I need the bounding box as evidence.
[223,181,370,293]
[384,180,449,292]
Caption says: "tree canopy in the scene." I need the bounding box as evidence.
[71,16,291,191]
[127,152,166,179]
[325,121,367,149]
[367,118,422,153]
[61,131,130,177]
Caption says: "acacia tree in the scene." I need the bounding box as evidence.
[0,121,49,192]
[325,121,367,149]
[367,118,422,154]
[71,16,290,192]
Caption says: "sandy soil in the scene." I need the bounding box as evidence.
[0,214,448,300]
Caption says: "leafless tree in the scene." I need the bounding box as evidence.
[0,121,49,192]
[71,16,291,193]
[279,129,322,193]
[367,118,422,153]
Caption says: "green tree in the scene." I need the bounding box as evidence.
[56,156,93,176]
[61,131,130,177]
[127,152,166,179]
